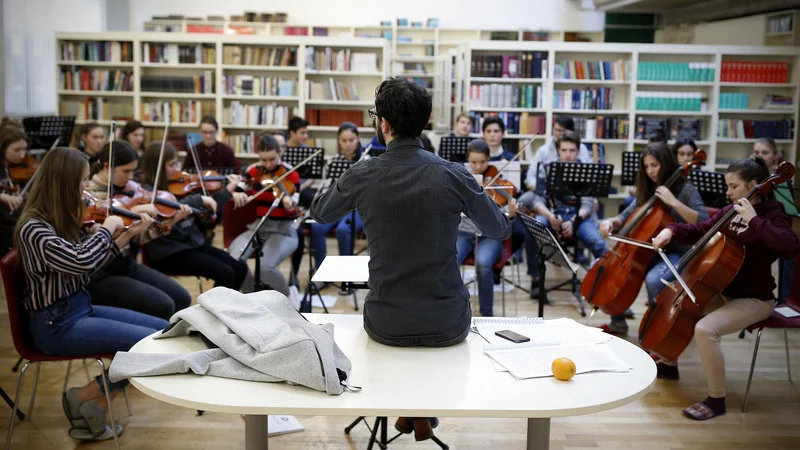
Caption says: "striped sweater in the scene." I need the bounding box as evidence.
[17,219,120,311]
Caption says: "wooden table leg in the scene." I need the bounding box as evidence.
[526,418,550,450]
[245,415,269,450]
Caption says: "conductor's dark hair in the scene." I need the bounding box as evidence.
[373,77,432,140]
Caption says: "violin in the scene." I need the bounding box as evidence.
[581,150,707,317]
[482,165,517,207]
[638,161,795,361]
[9,156,39,183]
[168,170,227,197]
[251,165,297,199]
[82,191,166,233]
[117,180,216,225]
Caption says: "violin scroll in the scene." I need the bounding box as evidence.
[757,161,796,196]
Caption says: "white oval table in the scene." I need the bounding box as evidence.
[127,313,656,450]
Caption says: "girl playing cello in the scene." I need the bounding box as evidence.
[651,156,800,420]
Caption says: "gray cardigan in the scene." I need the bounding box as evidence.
[109,287,353,395]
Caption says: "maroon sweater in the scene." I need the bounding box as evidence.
[185,141,238,170]
[668,200,800,301]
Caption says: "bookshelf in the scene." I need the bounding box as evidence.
[764,10,800,47]
[56,32,389,158]
[460,41,800,202]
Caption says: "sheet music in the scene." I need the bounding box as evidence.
[775,305,800,318]
[484,343,631,380]
[474,317,609,348]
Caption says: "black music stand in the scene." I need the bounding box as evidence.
[439,136,473,163]
[544,162,614,316]
[22,115,75,154]
[284,147,325,179]
[518,213,580,318]
[621,151,640,186]
[687,170,728,209]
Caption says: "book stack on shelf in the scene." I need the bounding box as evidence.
[717,119,796,139]
[223,46,297,67]
[719,93,750,110]
[225,102,289,127]
[305,48,378,73]
[141,75,214,94]
[635,92,705,112]
[554,60,628,80]
[573,117,629,140]
[60,68,133,92]
[60,41,133,63]
[553,87,615,110]
[304,109,364,127]
[225,132,261,154]
[636,117,704,141]
[305,79,359,101]
[470,84,543,109]
[760,94,795,110]
[720,61,789,83]
[637,62,715,82]
[469,112,545,136]
[768,14,794,34]
[60,98,134,122]
[142,43,215,64]
[222,76,296,97]
[471,52,548,79]
[141,101,214,124]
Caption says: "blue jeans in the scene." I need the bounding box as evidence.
[456,231,503,317]
[310,212,364,269]
[536,208,606,260]
[29,291,168,393]
[611,251,681,323]
[779,256,795,303]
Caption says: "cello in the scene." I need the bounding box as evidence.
[639,162,795,361]
[581,150,707,316]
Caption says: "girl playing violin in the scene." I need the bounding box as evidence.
[0,123,28,256]
[139,142,249,291]
[85,140,193,320]
[456,139,517,317]
[229,134,300,297]
[651,155,800,420]
[598,143,708,335]
[15,147,167,442]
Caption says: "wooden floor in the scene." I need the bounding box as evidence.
[1,235,798,450]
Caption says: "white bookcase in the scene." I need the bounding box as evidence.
[460,41,800,198]
[56,32,389,158]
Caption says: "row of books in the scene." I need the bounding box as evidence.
[305,48,378,73]
[767,15,794,34]
[223,46,296,67]
[222,76,295,97]
[60,41,133,63]
[635,92,705,112]
[469,112,546,136]
[140,101,215,123]
[552,88,616,110]
[59,98,134,121]
[142,44,216,64]
[60,69,133,92]
[636,62,715,82]
[224,132,261,154]
[717,119,795,139]
[305,79,359,101]
[469,84,544,109]
[635,117,703,140]
[407,78,433,89]
[224,102,290,127]
[720,61,790,84]
[471,52,548,79]
[304,109,364,127]
[141,74,214,94]
[573,117,629,140]
[760,94,795,110]
[719,93,750,110]
[554,60,628,81]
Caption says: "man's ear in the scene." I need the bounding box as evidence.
[380,117,390,135]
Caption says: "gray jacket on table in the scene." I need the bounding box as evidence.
[109,287,353,395]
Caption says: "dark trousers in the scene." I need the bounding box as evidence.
[148,244,249,291]
[363,308,471,348]
[88,263,192,320]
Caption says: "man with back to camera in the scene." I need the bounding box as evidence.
[310,77,510,441]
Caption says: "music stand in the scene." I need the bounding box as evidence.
[621,151,640,186]
[687,170,728,209]
[22,115,75,155]
[284,147,325,179]
[544,162,614,316]
[439,136,473,163]
[518,213,579,318]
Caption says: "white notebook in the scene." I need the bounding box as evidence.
[775,305,800,318]
[484,343,631,380]
[473,317,610,348]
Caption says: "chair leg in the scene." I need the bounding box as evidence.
[62,360,73,394]
[196,277,203,294]
[123,387,133,417]
[785,329,792,383]
[96,359,121,450]
[742,328,764,413]
[83,359,91,383]
[501,272,506,317]
[6,361,32,450]
[26,363,41,422]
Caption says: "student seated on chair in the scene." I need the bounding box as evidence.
[457,139,518,317]
[0,122,29,257]
[287,116,316,209]
[525,130,607,264]
[481,116,515,162]
[139,142,249,291]
[651,155,800,421]
[183,116,238,171]
[309,122,365,271]
[78,122,107,167]
[452,112,474,137]
[228,134,300,296]
[15,147,169,442]
[85,141,193,320]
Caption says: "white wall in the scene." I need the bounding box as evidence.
[692,14,766,46]
[130,0,604,31]
[3,0,105,117]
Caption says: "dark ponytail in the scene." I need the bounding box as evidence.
[726,155,774,201]
[91,140,139,176]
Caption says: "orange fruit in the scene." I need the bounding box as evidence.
[551,357,576,381]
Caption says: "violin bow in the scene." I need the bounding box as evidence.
[483,135,543,187]
[150,120,170,207]
[244,149,323,204]
[188,138,209,197]
[106,122,117,220]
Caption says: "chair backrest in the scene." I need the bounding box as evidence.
[222,200,258,249]
[785,255,800,309]
[0,250,36,359]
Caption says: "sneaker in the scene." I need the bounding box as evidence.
[599,321,629,335]
[623,308,635,319]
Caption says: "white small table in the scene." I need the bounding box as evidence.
[128,314,655,450]
[311,255,370,290]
